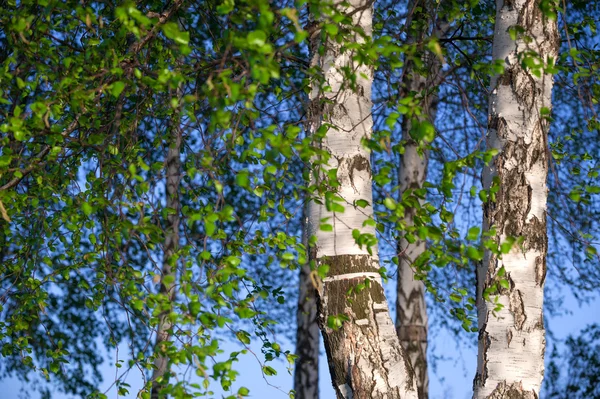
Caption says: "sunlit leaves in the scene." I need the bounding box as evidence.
[247,30,267,47]
[110,81,126,98]
[163,22,190,45]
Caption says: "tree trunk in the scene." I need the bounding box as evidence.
[307,0,418,397]
[395,3,445,398]
[294,209,320,399]
[473,1,558,398]
[151,90,183,399]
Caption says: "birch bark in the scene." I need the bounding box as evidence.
[294,209,320,399]
[151,90,183,399]
[396,3,446,398]
[473,1,558,398]
[307,0,418,397]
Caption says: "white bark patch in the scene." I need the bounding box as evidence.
[477,252,546,396]
[307,0,376,260]
[477,254,546,394]
[323,272,382,283]
[524,162,547,222]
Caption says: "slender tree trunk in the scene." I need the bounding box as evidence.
[151,90,183,399]
[396,4,446,398]
[293,14,323,397]
[307,0,418,397]
[473,1,558,398]
[294,208,320,399]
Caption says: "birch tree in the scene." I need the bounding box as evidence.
[473,0,559,397]
[151,86,183,399]
[395,2,446,397]
[307,0,417,397]
[294,210,320,399]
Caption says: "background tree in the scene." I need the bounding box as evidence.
[394,1,449,397]
[543,323,600,398]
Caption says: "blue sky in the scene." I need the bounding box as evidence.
[2,277,597,399]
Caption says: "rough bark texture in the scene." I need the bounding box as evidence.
[307,0,418,397]
[151,94,183,399]
[294,210,320,399]
[473,1,558,398]
[395,3,446,398]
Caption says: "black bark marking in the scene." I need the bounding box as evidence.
[534,256,546,286]
[502,0,514,10]
[347,154,371,193]
[474,328,491,389]
[486,381,538,399]
[509,289,526,331]
[323,254,378,277]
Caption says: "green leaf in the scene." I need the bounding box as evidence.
[189,301,201,317]
[205,219,216,237]
[467,227,480,241]
[320,223,333,232]
[567,185,581,202]
[410,120,435,143]
[324,24,339,36]
[236,331,251,345]
[49,362,59,373]
[163,22,190,45]
[466,246,483,261]
[262,366,277,376]
[355,199,369,208]
[317,264,329,278]
[236,170,250,188]
[217,0,234,14]
[383,197,397,210]
[450,293,462,302]
[111,81,126,98]
[500,237,516,254]
[131,299,144,311]
[479,189,488,203]
[585,185,600,194]
[427,226,443,242]
[162,274,176,286]
[497,266,506,277]
[330,202,345,213]
[247,30,267,47]
[81,202,93,216]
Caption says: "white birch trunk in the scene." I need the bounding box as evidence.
[307,1,418,397]
[396,3,446,398]
[151,90,183,399]
[473,1,558,398]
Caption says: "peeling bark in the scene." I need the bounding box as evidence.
[473,1,558,398]
[396,2,448,398]
[307,0,418,397]
[151,89,183,399]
